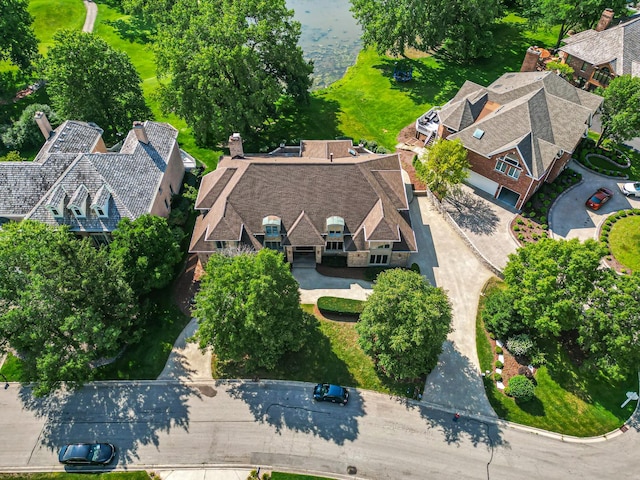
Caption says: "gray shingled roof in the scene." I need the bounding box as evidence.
[190,142,416,254]
[559,16,640,76]
[444,72,602,179]
[11,120,180,232]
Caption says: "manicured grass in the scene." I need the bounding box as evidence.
[315,14,561,150]
[0,351,23,381]
[271,473,334,480]
[477,279,637,436]
[97,293,191,380]
[30,0,86,53]
[0,472,151,480]
[608,215,640,272]
[212,304,421,397]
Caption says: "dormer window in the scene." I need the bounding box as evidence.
[326,216,345,238]
[262,215,281,238]
[91,184,111,218]
[46,185,66,219]
[68,185,89,218]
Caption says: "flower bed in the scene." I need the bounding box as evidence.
[510,169,581,245]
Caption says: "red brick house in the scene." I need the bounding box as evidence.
[558,9,640,90]
[415,71,602,209]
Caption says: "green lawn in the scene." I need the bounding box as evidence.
[30,0,86,53]
[608,215,640,272]
[477,279,637,437]
[97,293,191,380]
[213,304,422,397]
[0,473,150,480]
[271,473,334,480]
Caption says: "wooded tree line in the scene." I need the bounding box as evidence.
[483,238,640,381]
[0,216,182,396]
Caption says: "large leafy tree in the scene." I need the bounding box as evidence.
[596,75,640,148]
[416,138,470,199]
[109,215,182,296]
[350,0,503,61]
[1,103,60,152]
[579,271,640,381]
[0,0,39,71]
[503,238,606,337]
[43,30,151,141]
[154,0,313,147]
[193,249,312,370]
[356,269,452,380]
[0,221,138,396]
[517,0,627,49]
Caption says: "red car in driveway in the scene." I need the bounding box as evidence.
[585,187,614,210]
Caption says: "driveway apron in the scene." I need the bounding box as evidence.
[410,197,497,418]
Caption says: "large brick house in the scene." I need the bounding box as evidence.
[415,71,602,209]
[558,9,640,90]
[0,114,185,245]
[189,135,417,267]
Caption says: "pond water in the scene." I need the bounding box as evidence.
[286,0,362,89]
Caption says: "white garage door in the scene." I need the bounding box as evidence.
[466,171,499,196]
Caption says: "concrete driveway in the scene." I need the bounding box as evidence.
[550,161,640,240]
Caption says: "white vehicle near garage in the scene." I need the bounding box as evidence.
[620,182,640,197]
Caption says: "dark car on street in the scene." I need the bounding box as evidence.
[585,187,614,210]
[58,443,116,465]
[313,383,349,405]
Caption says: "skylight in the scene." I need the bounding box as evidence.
[473,128,485,139]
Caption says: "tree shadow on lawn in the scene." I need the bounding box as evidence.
[245,96,342,153]
[369,21,542,108]
[18,381,197,465]
[103,17,156,44]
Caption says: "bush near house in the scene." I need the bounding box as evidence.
[317,297,365,316]
[505,374,535,402]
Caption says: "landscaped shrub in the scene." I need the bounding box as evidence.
[365,266,388,281]
[410,262,421,273]
[516,218,524,225]
[518,233,525,241]
[495,360,504,369]
[495,345,503,354]
[543,199,551,207]
[539,216,547,223]
[513,225,520,232]
[493,372,502,382]
[507,334,534,356]
[317,296,364,316]
[505,375,535,402]
[541,224,548,230]
[530,350,547,366]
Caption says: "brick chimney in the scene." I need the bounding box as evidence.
[34,111,53,140]
[595,8,614,32]
[133,121,149,144]
[520,46,541,72]
[229,133,244,158]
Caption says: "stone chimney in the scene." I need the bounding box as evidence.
[595,8,614,32]
[34,111,53,140]
[520,46,541,72]
[229,133,244,158]
[133,121,149,144]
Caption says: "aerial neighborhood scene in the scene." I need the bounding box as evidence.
[1,0,640,479]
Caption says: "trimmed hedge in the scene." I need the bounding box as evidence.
[317,296,365,316]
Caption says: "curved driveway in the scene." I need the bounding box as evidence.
[550,161,640,240]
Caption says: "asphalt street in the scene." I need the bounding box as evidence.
[0,381,637,479]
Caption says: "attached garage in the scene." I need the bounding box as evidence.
[465,171,499,196]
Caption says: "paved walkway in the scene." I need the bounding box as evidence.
[157,318,211,382]
[82,0,98,33]
[550,160,640,241]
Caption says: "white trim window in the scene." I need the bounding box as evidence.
[369,254,389,265]
[495,155,521,179]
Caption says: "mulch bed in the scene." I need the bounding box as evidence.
[486,331,534,389]
[396,123,427,190]
[315,263,370,281]
[171,254,202,317]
